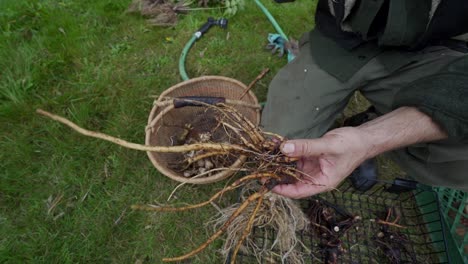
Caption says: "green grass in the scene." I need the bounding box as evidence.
[0,1,320,263]
[0,0,406,262]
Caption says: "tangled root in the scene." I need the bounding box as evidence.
[36,100,320,263]
[209,182,310,264]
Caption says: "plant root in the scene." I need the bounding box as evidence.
[210,182,310,264]
[37,101,324,263]
[36,109,250,154]
[131,173,279,212]
[229,191,264,264]
[162,187,269,262]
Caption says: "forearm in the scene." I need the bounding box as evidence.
[358,107,448,159]
[392,56,468,140]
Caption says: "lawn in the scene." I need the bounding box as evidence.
[0,1,323,263]
[0,0,410,262]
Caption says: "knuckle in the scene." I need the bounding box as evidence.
[297,141,311,156]
[301,143,310,156]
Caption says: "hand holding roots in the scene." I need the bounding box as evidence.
[37,102,320,263]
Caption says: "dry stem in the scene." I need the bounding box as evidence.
[239,68,270,100]
[376,219,407,229]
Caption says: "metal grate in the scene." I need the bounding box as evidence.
[233,179,450,263]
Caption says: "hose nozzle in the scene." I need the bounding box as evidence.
[196,17,228,38]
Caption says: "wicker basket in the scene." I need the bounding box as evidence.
[145,76,261,184]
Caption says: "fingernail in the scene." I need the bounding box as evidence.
[282,143,295,154]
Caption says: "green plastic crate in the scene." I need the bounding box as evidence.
[232,179,451,263]
[433,187,468,263]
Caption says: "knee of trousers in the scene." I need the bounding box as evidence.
[389,141,468,191]
[261,68,347,139]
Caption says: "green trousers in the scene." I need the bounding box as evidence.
[261,33,468,191]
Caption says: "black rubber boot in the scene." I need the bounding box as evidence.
[344,106,378,191]
[349,159,377,191]
[343,106,378,127]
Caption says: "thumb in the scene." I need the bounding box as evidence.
[280,138,330,157]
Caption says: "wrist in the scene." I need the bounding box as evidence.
[322,126,375,163]
[353,126,378,162]
[358,126,385,160]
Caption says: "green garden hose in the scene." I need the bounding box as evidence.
[179,35,197,81]
[254,0,289,42]
[179,0,289,81]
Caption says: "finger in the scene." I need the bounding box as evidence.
[280,138,331,157]
[272,182,329,199]
[297,159,304,171]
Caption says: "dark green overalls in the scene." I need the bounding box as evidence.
[261,0,468,191]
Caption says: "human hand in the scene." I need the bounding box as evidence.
[272,127,372,199]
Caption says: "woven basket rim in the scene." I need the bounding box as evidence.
[147,76,260,125]
[145,76,260,184]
